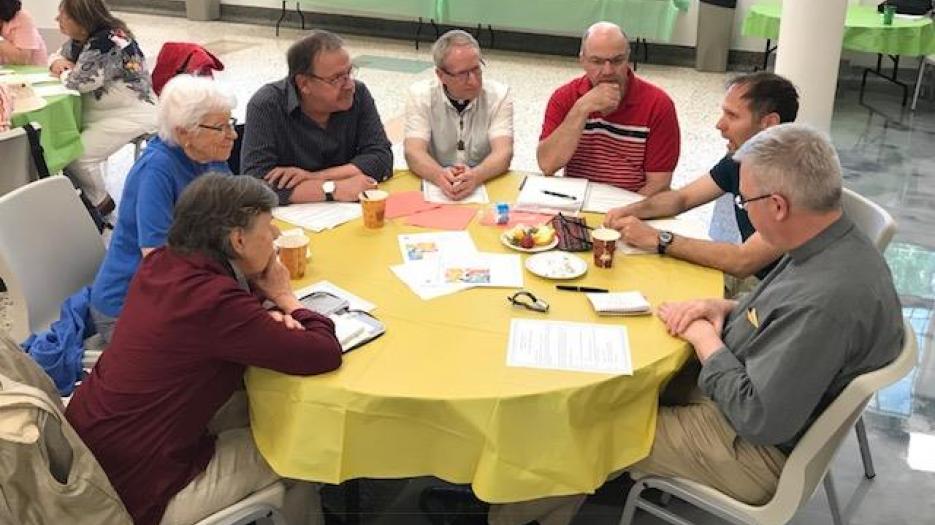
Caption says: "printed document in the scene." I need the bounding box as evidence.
[273,202,362,232]
[582,182,644,213]
[506,319,633,374]
[422,179,489,204]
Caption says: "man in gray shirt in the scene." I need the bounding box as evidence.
[241,30,392,205]
[490,123,904,525]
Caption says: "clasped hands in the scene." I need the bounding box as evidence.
[434,164,479,200]
[657,298,734,361]
[264,167,376,201]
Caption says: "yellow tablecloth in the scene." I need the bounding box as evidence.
[245,171,723,503]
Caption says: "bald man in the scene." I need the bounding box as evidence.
[537,22,680,196]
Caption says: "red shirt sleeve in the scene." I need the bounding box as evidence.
[539,83,578,141]
[643,92,680,173]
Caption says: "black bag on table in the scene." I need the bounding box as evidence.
[877,0,933,15]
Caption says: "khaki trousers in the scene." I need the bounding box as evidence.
[159,391,324,525]
[490,395,786,525]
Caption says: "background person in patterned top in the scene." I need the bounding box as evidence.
[49,0,157,217]
[537,21,679,196]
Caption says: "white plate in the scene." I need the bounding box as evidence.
[500,232,559,253]
[524,251,588,280]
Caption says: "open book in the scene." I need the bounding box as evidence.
[586,292,652,316]
[299,290,385,352]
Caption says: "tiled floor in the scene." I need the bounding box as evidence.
[4,11,934,525]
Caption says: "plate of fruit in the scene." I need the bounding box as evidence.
[501,224,558,252]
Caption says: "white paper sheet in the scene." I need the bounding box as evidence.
[506,319,633,375]
[33,84,79,97]
[514,174,587,213]
[422,179,489,204]
[617,217,712,255]
[294,280,376,313]
[582,182,645,213]
[397,231,478,263]
[272,202,361,232]
[390,261,472,300]
[586,291,651,316]
[437,253,523,288]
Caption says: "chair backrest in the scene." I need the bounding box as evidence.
[841,188,896,251]
[760,320,917,522]
[0,177,105,342]
[0,125,41,198]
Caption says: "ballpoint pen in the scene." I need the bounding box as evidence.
[542,190,577,200]
[555,285,609,293]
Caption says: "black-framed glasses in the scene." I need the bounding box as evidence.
[734,193,773,210]
[584,54,629,68]
[439,60,486,82]
[309,65,358,87]
[197,117,238,133]
[508,290,550,313]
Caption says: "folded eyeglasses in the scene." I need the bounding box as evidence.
[507,290,550,313]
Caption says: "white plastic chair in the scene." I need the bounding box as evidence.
[0,123,42,198]
[841,187,897,479]
[194,481,288,525]
[911,55,935,111]
[619,320,917,525]
[0,177,105,343]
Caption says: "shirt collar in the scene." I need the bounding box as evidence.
[788,213,854,264]
[285,76,302,114]
[227,259,251,291]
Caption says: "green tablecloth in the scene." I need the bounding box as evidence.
[7,66,83,173]
[435,0,688,40]
[743,2,935,57]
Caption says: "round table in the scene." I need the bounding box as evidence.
[6,65,83,173]
[245,171,723,503]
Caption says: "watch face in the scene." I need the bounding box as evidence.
[322,181,336,193]
[660,231,674,244]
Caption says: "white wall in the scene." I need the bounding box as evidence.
[28,0,60,27]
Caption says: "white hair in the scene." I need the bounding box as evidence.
[157,75,236,145]
[734,123,842,212]
[432,29,481,69]
[580,21,629,56]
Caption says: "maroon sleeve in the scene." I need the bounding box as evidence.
[643,90,680,173]
[203,284,342,375]
[539,84,576,141]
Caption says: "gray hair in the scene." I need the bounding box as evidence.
[580,21,629,56]
[157,75,236,145]
[734,123,842,212]
[432,30,481,69]
[168,174,279,262]
[288,29,345,78]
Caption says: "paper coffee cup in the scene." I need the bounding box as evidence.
[276,234,310,279]
[360,189,388,229]
[591,227,621,269]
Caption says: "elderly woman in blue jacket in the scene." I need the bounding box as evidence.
[89,74,237,343]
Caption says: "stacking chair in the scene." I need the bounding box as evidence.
[0,177,105,343]
[911,55,935,111]
[619,321,917,525]
[841,187,897,479]
[0,123,42,198]
[195,481,288,525]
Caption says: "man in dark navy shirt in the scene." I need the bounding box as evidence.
[605,72,798,283]
[241,30,393,205]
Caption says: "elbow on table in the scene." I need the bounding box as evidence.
[291,343,343,376]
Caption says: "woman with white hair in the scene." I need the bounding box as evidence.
[89,74,237,343]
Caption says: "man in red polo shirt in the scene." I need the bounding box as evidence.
[537,21,680,196]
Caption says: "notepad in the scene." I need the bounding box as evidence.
[586,292,651,316]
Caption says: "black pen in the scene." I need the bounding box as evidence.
[542,190,577,200]
[556,285,609,293]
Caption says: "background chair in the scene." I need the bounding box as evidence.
[841,187,897,479]
[0,124,42,198]
[911,55,935,111]
[195,481,288,525]
[0,177,105,343]
[620,320,917,525]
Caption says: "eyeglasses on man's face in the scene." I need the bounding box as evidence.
[440,60,485,82]
[734,192,773,210]
[584,54,629,68]
[309,65,358,87]
[197,117,238,133]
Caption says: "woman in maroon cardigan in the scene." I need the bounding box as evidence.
[66,173,342,525]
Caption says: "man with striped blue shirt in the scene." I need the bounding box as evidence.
[242,30,392,205]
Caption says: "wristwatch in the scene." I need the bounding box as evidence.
[657,231,674,255]
[322,180,336,202]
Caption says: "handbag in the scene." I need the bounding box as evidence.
[550,213,593,252]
